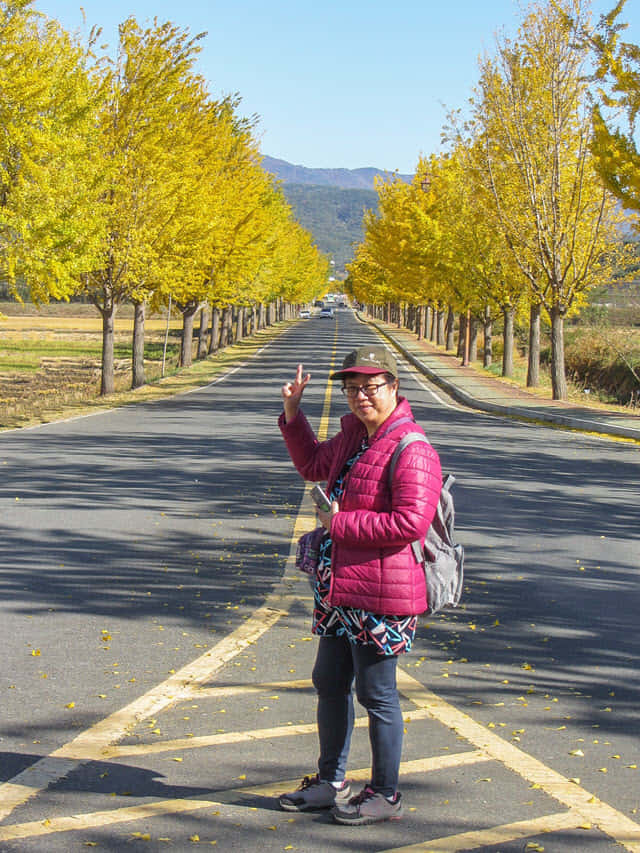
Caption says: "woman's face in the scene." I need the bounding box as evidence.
[342,371,399,436]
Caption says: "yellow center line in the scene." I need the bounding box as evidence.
[316,326,338,441]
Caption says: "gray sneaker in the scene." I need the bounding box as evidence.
[279,774,352,812]
[332,785,403,825]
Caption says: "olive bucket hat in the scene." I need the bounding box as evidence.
[330,345,398,381]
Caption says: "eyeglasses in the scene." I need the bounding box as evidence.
[341,382,391,399]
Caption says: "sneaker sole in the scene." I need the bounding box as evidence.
[333,808,403,826]
[278,786,352,813]
[279,799,333,812]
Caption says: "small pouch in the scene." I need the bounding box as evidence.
[295,526,326,576]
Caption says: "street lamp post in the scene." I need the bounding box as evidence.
[419,174,432,340]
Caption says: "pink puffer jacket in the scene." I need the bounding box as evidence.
[279,397,442,615]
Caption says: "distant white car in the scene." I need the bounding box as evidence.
[299,309,311,319]
[319,307,334,318]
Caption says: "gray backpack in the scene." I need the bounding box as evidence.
[388,432,464,615]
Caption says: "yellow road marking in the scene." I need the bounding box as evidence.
[385,810,586,853]
[240,751,491,797]
[0,343,341,824]
[107,716,370,759]
[0,603,286,822]
[104,708,437,758]
[0,753,491,843]
[0,799,220,843]
[397,669,640,852]
[4,331,637,852]
[317,329,338,440]
[192,677,314,697]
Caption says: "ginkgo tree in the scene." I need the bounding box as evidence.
[80,17,217,394]
[469,0,626,399]
[445,135,538,377]
[0,0,103,303]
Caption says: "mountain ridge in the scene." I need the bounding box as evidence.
[263,155,412,190]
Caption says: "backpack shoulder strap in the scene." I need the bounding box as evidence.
[388,433,444,565]
[378,416,415,440]
[388,432,429,485]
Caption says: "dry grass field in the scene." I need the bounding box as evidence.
[0,302,283,431]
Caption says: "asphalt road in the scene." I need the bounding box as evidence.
[0,310,638,852]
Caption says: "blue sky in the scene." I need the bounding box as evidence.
[34,0,640,175]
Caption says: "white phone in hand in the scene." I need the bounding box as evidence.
[310,484,332,513]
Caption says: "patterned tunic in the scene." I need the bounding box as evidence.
[312,439,418,656]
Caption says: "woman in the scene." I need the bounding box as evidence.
[277,344,442,826]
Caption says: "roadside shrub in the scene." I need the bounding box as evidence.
[563,328,640,406]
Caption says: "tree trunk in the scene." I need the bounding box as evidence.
[221,305,232,347]
[416,305,423,339]
[527,301,541,387]
[209,306,220,354]
[502,305,515,378]
[429,305,437,341]
[483,304,493,368]
[457,311,467,358]
[197,303,209,360]
[446,306,455,350]
[180,303,198,367]
[99,294,117,396]
[235,305,244,342]
[436,309,445,345]
[469,315,479,362]
[131,300,146,389]
[549,304,567,400]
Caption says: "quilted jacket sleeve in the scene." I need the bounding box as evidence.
[330,437,442,547]
[278,409,343,483]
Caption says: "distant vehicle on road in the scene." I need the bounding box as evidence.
[299,309,311,319]
[319,306,334,318]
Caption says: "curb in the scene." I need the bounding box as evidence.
[362,316,640,442]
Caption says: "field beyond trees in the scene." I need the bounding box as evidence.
[0,302,287,431]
